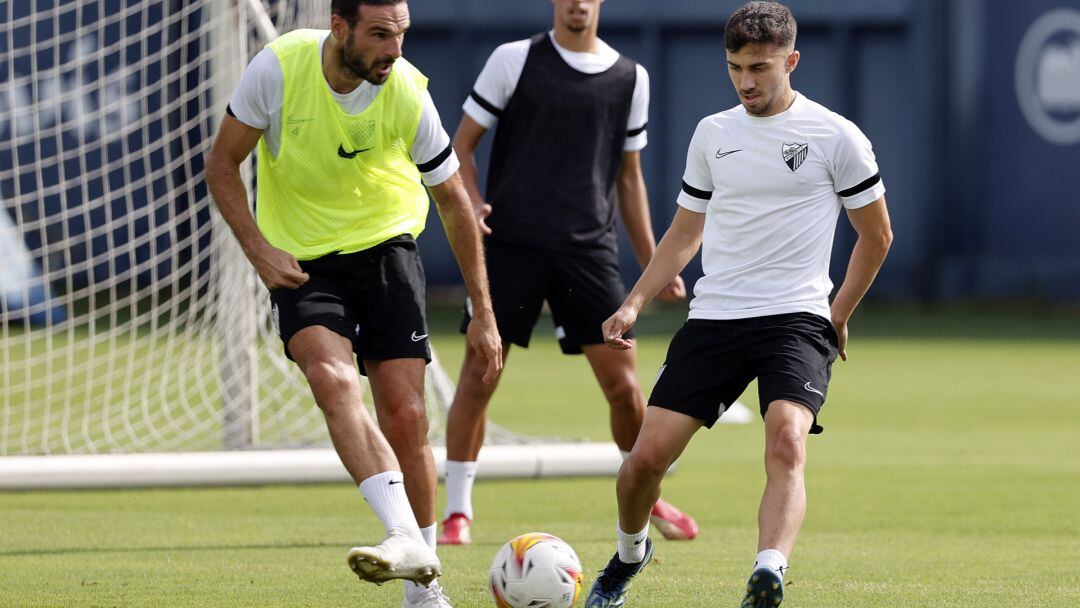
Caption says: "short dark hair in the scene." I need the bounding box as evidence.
[724,2,797,52]
[331,0,405,27]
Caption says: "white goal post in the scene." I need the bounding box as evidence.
[0,0,750,491]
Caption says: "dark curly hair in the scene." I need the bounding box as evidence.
[331,0,406,27]
[724,2,797,52]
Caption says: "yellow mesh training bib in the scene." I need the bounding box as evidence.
[256,29,429,260]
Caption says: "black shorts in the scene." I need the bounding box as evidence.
[269,235,431,376]
[649,313,839,433]
[460,239,631,354]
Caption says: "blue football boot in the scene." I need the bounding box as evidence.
[584,537,654,607]
[740,568,783,607]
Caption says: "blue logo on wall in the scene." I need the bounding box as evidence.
[1015,8,1080,146]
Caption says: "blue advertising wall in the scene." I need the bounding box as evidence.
[2,0,1077,307]
[941,0,1080,298]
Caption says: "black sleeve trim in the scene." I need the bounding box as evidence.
[627,122,647,137]
[469,90,503,118]
[226,104,236,118]
[416,143,453,174]
[837,173,881,198]
[681,180,712,200]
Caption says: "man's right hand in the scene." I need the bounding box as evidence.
[466,310,503,383]
[474,200,493,235]
[603,303,639,351]
[251,243,309,290]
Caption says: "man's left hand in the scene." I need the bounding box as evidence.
[832,318,848,361]
[656,276,687,303]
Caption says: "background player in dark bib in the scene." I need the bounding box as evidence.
[438,0,699,547]
[585,3,894,607]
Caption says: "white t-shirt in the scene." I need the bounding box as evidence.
[462,31,650,152]
[676,92,886,321]
[228,31,459,186]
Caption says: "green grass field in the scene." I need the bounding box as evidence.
[2,308,1079,607]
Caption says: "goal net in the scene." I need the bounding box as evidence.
[0,0,747,489]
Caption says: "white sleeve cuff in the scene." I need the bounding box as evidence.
[420,150,461,187]
[624,131,647,152]
[838,173,889,211]
[463,98,498,129]
[677,193,710,213]
[840,179,886,209]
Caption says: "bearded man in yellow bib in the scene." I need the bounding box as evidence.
[206,1,501,606]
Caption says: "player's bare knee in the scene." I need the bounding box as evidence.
[602,376,641,413]
[460,348,494,383]
[303,360,359,404]
[459,365,495,396]
[454,366,499,408]
[382,400,430,444]
[765,427,806,471]
[627,446,671,482]
[387,399,427,428]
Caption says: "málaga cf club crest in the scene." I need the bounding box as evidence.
[782,142,808,171]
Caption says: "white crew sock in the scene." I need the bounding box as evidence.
[358,471,423,543]
[404,524,440,599]
[443,460,478,520]
[419,523,436,549]
[616,523,650,564]
[753,548,788,580]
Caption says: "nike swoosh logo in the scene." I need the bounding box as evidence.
[388,480,403,485]
[804,382,824,397]
[411,331,428,342]
[338,144,373,159]
[715,148,742,159]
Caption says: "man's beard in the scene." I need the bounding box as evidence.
[341,38,394,85]
[742,87,779,116]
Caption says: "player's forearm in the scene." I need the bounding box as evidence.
[831,231,891,324]
[624,208,704,311]
[206,152,269,259]
[455,147,486,207]
[452,123,487,208]
[617,176,657,270]
[431,174,493,314]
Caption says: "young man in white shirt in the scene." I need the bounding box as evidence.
[584,2,893,607]
[438,0,699,547]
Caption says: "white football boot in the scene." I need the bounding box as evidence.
[347,532,442,586]
[402,581,452,608]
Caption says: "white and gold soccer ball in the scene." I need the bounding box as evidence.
[489,532,584,608]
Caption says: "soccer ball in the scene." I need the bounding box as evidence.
[489,532,584,608]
